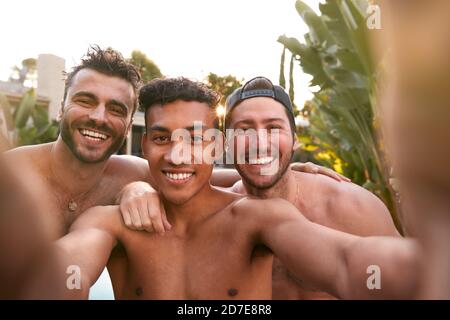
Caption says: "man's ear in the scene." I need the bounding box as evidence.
[213,131,226,160]
[126,117,134,135]
[293,138,300,152]
[56,101,64,122]
[141,131,148,157]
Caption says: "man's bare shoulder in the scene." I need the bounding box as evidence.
[106,155,150,182]
[294,171,399,236]
[230,196,301,224]
[3,143,52,165]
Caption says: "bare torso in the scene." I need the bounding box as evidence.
[233,171,398,300]
[105,192,274,300]
[4,143,148,240]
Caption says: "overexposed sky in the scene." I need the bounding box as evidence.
[0,0,321,106]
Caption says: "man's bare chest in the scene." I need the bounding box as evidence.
[110,222,273,299]
[32,177,122,239]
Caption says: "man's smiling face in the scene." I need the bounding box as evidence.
[227,97,296,189]
[142,100,220,205]
[60,68,135,163]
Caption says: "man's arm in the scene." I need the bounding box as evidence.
[0,154,65,299]
[211,164,349,189]
[236,198,420,299]
[116,162,350,232]
[54,206,122,299]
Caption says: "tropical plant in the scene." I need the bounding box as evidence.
[0,89,59,146]
[278,0,399,228]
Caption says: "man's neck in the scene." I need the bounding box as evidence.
[163,183,230,232]
[50,137,108,195]
[242,170,297,203]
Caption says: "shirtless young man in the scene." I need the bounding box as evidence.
[125,77,400,299]
[55,78,418,300]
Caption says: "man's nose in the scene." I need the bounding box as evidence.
[165,141,192,165]
[257,129,269,151]
[88,104,107,123]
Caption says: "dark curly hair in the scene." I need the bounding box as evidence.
[63,45,142,113]
[139,77,221,128]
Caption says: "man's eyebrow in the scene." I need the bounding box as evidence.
[185,124,209,131]
[71,91,98,101]
[148,125,171,132]
[233,119,255,126]
[262,118,286,123]
[108,99,129,111]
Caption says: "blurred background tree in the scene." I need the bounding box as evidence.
[278,0,399,229]
[205,73,243,106]
[9,58,37,86]
[129,50,163,83]
[0,89,59,146]
[205,73,243,131]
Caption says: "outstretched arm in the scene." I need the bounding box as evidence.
[240,198,419,299]
[117,163,350,232]
[54,206,121,299]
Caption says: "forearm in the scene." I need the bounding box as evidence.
[264,217,356,298]
[339,236,420,299]
[54,229,116,299]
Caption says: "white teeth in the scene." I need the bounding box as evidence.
[249,157,274,165]
[80,129,108,141]
[165,172,193,180]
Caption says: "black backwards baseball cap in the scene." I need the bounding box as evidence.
[224,76,296,135]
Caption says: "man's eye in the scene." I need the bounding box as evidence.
[76,99,92,106]
[110,106,126,116]
[191,135,203,144]
[153,136,170,144]
[237,127,251,133]
[268,125,282,130]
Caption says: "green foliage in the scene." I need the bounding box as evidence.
[0,89,59,146]
[129,50,163,83]
[279,0,397,226]
[205,73,243,106]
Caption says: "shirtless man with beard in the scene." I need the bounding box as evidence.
[2,46,161,241]
[54,78,415,300]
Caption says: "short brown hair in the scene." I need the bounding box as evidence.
[139,77,221,129]
[64,45,142,113]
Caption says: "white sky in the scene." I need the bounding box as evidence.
[0,0,321,106]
